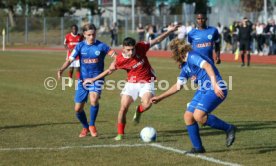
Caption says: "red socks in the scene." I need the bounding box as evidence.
[117,123,125,135]
[68,71,73,78]
[137,105,144,113]
[76,71,80,79]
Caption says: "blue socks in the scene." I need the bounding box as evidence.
[205,114,232,132]
[76,111,89,128]
[76,105,100,128]
[187,123,203,150]
[89,104,99,126]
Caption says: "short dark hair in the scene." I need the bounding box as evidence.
[195,12,207,18]
[123,37,136,46]
[82,24,97,32]
[71,24,78,29]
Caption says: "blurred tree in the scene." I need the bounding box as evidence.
[44,0,101,17]
[0,0,18,27]
[0,0,104,27]
[172,0,209,14]
[136,0,156,15]
[240,0,273,13]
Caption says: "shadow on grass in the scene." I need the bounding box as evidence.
[154,121,276,140]
[0,120,108,130]
[209,145,276,154]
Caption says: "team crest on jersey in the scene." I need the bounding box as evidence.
[207,35,213,40]
[95,51,100,56]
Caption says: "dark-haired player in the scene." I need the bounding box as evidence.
[64,24,83,86]
[188,13,221,64]
[83,25,179,140]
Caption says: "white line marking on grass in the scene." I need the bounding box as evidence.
[0,144,147,151]
[150,144,241,166]
[0,143,241,166]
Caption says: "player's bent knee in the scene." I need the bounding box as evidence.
[74,103,85,112]
[89,97,99,106]
[74,107,82,112]
[90,101,99,106]
[193,115,206,125]
[184,112,195,125]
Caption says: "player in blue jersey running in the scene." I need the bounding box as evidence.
[151,39,236,153]
[57,24,116,138]
[188,12,221,64]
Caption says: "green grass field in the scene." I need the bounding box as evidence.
[0,50,275,166]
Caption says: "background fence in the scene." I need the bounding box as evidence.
[0,11,275,47]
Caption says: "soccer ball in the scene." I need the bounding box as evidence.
[140,126,157,142]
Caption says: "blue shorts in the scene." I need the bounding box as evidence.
[187,88,228,113]
[74,80,104,103]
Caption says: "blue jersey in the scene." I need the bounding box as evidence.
[188,26,220,62]
[70,40,110,80]
[178,50,223,91]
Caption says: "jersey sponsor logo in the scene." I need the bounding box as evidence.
[81,52,87,56]
[207,35,213,40]
[95,51,100,56]
[196,42,212,48]
[83,58,99,64]
[132,59,144,69]
[69,42,79,45]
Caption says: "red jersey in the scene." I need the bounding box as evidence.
[64,33,83,59]
[115,42,156,83]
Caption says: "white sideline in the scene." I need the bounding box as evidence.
[0,143,241,166]
[0,144,147,151]
[150,144,241,166]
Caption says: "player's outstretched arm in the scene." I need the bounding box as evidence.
[83,59,117,85]
[57,59,72,80]
[202,62,224,99]
[150,25,179,47]
[151,83,183,104]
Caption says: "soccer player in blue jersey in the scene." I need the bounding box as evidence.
[188,12,221,64]
[151,39,236,153]
[57,24,116,138]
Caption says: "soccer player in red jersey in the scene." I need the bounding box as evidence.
[64,24,83,87]
[83,25,179,140]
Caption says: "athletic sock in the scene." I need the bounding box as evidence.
[118,123,125,135]
[186,123,203,150]
[137,105,144,113]
[205,114,232,132]
[247,54,251,66]
[89,105,99,126]
[76,71,80,79]
[241,53,245,64]
[69,71,73,78]
[76,111,89,128]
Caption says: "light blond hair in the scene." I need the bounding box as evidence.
[169,39,192,64]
